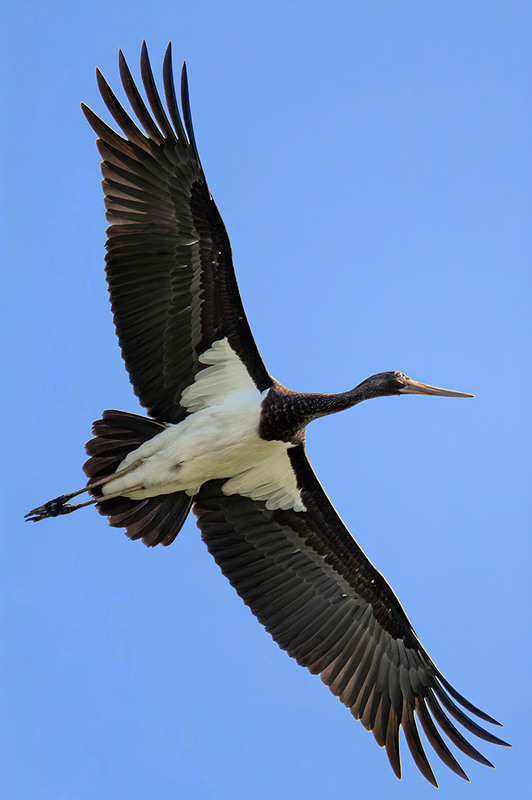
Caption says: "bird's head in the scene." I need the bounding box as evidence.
[354,371,475,400]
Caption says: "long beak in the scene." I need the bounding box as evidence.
[400,378,475,398]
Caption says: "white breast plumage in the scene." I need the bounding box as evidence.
[102,338,306,512]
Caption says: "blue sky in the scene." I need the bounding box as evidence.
[2,1,530,798]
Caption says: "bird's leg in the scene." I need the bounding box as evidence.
[25,461,143,522]
[26,484,145,521]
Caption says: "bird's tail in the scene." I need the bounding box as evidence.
[26,410,192,547]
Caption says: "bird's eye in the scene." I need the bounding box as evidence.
[394,371,407,380]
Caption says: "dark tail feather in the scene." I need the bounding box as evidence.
[84,409,164,482]
[84,409,192,547]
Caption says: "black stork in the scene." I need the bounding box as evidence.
[26,42,508,786]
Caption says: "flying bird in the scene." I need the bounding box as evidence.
[27,42,508,786]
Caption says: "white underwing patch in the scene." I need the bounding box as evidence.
[222,449,306,512]
[180,338,255,412]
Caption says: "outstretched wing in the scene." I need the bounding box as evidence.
[193,445,508,786]
[82,42,272,423]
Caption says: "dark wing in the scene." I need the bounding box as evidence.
[82,42,272,423]
[193,445,508,786]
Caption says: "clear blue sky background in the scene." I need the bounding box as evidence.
[2,2,530,798]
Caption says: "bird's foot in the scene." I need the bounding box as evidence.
[25,495,79,522]
[25,480,146,522]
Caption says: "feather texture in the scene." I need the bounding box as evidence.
[193,446,509,782]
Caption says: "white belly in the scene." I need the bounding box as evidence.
[101,338,305,512]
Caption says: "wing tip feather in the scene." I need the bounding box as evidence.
[437,674,505,727]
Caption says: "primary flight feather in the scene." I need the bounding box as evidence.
[27,42,508,786]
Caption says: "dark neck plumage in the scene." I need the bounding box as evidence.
[259,383,373,443]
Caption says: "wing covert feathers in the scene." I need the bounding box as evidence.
[193,447,508,786]
[82,43,271,423]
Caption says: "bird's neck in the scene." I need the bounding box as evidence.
[259,384,369,443]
